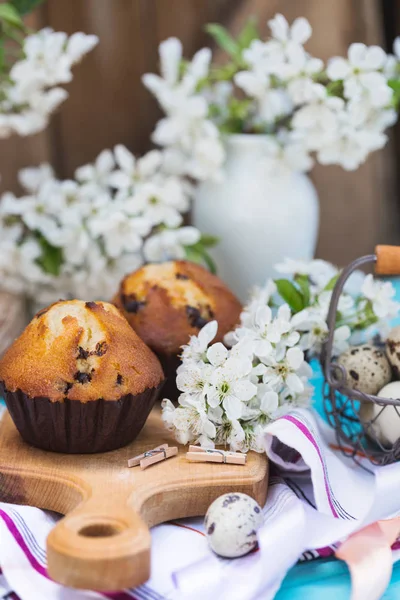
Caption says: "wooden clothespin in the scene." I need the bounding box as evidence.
[186,445,246,465]
[127,443,178,470]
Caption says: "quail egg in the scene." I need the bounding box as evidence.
[204,492,263,558]
[386,326,400,378]
[360,381,400,446]
[337,344,391,396]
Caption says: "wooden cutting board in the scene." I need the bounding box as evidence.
[0,407,268,591]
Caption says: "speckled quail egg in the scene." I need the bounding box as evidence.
[204,492,263,558]
[386,326,400,378]
[359,381,400,446]
[337,344,391,396]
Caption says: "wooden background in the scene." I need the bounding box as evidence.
[1,0,400,266]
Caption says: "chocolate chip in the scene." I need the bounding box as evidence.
[175,273,189,280]
[74,371,92,384]
[186,305,209,329]
[116,374,123,385]
[77,346,89,359]
[95,341,108,356]
[349,370,359,381]
[207,523,215,535]
[122,294,146,313]
[85,301,97,309]
[64,382,73,394]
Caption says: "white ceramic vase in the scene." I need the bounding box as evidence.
[193,134,319,302]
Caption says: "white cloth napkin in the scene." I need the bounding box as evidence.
[1,406,400,600]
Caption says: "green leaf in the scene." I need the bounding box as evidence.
[388,79,400,109]
[210,62,239,82]
[184,245,204,264]
[324,273,340,291]
[35,235,63,276]
[218,97,253,134]
[219,119,245,134]
[0,3,23,27]
[237,17,259,50]
[201,250,217,274]
[388,79,400,93]
[10,0,45,15]
[205,23,240,60]
[294,274,310,307]
[228,97,252,120]
[274,279,305,313]
[200,233,219,248]
[326,80,344,98]
[184,244,217,274]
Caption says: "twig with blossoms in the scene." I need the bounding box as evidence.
[162,258,400,452]
[0,1,98,138]
[0,146,217,304]
[145,13,400,176]
[162,311,313,453]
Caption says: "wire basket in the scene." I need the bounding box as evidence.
[321,245,400,466]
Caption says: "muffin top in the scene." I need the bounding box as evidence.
[113,261,242,354]
[0,300,164,403]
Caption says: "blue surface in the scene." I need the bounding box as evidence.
[2,278,400,598]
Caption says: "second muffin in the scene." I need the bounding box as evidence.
[113,261,242,398]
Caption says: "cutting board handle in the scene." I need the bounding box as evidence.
[47,496,151,590]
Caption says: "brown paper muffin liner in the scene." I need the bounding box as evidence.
[0,381,164,454]
[157,353,181,402]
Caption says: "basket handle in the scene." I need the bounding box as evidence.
[322,254,376,380]
[375,245,400,275]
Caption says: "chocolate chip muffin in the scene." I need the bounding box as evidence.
[0,300,164,453]
[113,261,242,398]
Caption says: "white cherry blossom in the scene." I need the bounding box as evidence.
[262,346,306,393]
[275,257,338,291]
[108,146,163,190]
[361,274,399,319]
[75,149,115,193]
[206,358,257,421]
[327,43,392,109]
[0,29,97,139]
[89,210,151,258]
[268,14,312,48]
[176,363,212,403]
[143,226,201,263]
[181,320,218,365]
[18,163,55,192]
[260,135,313,177]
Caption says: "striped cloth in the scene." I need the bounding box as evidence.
[0,487,331,600]
[3,401,400,599]
[0,401,351,600]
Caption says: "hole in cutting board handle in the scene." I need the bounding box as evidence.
[79,523,122,538]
